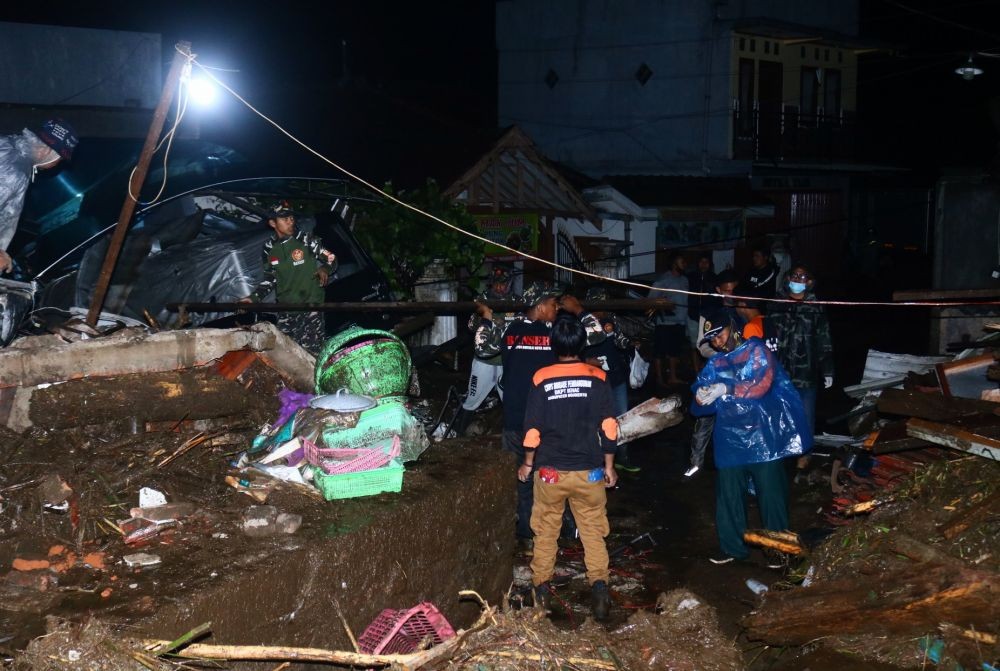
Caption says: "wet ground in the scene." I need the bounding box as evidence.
[0,339,959,670]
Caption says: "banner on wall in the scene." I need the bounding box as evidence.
[656,209,743,247]
[473,213,540,255]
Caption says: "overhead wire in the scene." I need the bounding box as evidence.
[187,46,1000,309]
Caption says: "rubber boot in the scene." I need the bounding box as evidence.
[591,580,610,621]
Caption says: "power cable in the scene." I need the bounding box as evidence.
[188,47,1000,309]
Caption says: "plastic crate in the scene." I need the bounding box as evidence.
[303,435,401,475]
[357,602,456,655]
[311,460,404,501]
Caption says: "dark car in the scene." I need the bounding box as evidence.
[7,177,393,344]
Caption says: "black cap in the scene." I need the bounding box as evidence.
[715,269,739,286]
[269,200,294,218]
[699,307,733,345]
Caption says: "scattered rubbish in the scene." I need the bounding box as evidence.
[123,553,162,568]
[37,474,72,506]
[616,396,683,444]
[129,502,196,523]
[139,487,168,508]
[239,505,301,537]
[676,597,701,611]
[120,517,177,545]
[224,475,274,503]
[746,579,769,595]
[42,501,69,514]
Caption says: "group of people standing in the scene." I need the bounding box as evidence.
[653,246,835,566]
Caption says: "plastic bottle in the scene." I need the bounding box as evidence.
[746,579,769,595]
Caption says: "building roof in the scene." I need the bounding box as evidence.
[600,175,773,208]
[733,17,892,52]
[444,126,598,221]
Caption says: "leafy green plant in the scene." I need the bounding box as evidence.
[354,180,484,298]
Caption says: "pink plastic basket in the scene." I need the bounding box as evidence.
[303,435,400,474]
[357,602,456,655]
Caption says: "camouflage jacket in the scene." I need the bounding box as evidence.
[474,311,606,360]
[770,287,834,389]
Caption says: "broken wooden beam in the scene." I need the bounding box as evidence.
[743,564,1000,645]
[906,418,1000,461]
[743,529,806,555]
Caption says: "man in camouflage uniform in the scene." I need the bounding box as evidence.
[437,264,520,440]
[475,281,606,550]
[241,201,336,355]
[770,263,833,481]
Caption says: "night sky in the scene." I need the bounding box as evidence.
[3,1,1000,181]
[1,1,498,186]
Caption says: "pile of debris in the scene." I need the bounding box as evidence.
[15,590,742,671]
[744,346,1000,670]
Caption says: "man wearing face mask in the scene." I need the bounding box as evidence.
[692,307,810,567]
[0,119,78,274]
[770,264,833,482]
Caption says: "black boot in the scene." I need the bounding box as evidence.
[534,582,552,611]
[591,580,610,621]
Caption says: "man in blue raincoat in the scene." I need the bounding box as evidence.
[692,307,811,566]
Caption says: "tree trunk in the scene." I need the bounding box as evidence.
[743,564,999,645]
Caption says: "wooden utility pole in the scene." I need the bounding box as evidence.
[86,41,192,326]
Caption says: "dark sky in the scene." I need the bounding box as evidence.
[858,0,1000,171]
[1,1,498,185]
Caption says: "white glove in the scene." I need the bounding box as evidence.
[695,383,727,405]
[824,375,834,389]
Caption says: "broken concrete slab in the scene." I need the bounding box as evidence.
[0,322,314,391]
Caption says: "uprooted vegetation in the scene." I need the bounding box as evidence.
[745,456,999,670]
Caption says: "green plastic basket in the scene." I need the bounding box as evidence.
[311,460,405,501]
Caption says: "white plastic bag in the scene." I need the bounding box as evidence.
[628,350,650,389]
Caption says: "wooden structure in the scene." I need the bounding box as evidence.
[444,126,598,280]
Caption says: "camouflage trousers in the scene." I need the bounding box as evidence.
[276,311,327,356]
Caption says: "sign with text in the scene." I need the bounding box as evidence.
[474,213,540,255]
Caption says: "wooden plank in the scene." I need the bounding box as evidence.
[876,388,1000,421]
[936,353,996,399]
[939,490,1000,540]
[906,418,1000,461]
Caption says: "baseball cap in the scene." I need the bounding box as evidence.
[269,200,294,218]
[36,118,78,160]
[699,307,733,345]
[522,281,563,307]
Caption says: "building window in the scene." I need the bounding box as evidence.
[737,58,755,136]
[545,68,559,89]
[800,66,818,126]
[774,42,780,56]
[824,48,830,61]
[750,39,756,52]
[814,47,820,60]
[764,41,770,54]
[823,68,842,122]
[800,46,805,58]
[838,50,843,63]
[739,36,746,50]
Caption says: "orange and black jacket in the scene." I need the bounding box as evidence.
[522,361,618,471]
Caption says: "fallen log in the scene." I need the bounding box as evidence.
[743,564,999,645]
[939,490,1000,541]
[743,529,806,555]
